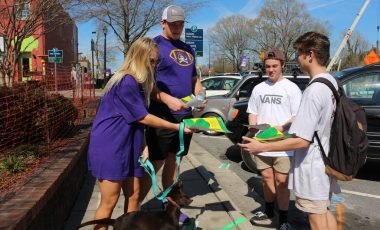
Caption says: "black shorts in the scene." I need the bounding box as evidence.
[146,113,193,160]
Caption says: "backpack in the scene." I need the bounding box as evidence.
[309,77,368,181]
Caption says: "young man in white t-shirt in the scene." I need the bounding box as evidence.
[247,48,302,230]
[239,32,341,230]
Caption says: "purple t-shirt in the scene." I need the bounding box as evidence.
[150,35,197,115]
[88,75,148,180]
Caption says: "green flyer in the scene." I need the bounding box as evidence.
[183,117,231,133]
[254,127,285,142]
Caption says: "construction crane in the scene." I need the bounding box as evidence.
[327,0,371,71]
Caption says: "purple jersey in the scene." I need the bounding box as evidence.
[150,35,197,115]
[88,75,148,180]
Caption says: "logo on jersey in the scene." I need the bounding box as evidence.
[260,94,283,104]
[169,49,194,66]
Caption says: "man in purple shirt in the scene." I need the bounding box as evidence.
[140,5,204,224]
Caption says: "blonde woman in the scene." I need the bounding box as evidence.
[87,37,191,229]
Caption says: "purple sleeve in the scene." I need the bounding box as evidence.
[114,77,148,124]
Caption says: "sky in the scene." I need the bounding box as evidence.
[77,0,380,72]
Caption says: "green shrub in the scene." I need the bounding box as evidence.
[0,155,26,173]
[0,81,79,152]
[15,144,42,158]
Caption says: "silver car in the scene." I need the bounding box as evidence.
[194,75,263,135]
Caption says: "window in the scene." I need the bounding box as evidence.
[238,79,260,98]
[223,79,238,90]
[343,72,380,105]
[202,79,223,90]
[16,2,30,20]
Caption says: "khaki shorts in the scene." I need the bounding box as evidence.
[295,197,330,214]
[255,155,292,174]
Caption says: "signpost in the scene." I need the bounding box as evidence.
[185,27,203,57]
[48,48,63,92]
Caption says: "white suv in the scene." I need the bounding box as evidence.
[201,75,242,96]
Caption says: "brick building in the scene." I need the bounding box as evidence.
[0,1,78,82]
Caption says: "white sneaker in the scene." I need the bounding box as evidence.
[250,211,274,225]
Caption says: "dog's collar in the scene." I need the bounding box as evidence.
[166,196,181,209]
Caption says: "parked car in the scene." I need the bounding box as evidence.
[214,72,241,76]
[201,75,242,96]
[194,74,309,135]
[226,63,380,172]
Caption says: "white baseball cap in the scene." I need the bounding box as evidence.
[162,5,185,22]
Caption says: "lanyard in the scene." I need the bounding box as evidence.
[139,122,185,200]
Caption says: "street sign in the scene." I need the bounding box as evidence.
[364,50,380,65]
[48,48,63,63]
[185,28,203,57]
[190,25,198,32]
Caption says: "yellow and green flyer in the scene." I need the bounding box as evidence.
[253,126,292,142]
[183,117,231,133]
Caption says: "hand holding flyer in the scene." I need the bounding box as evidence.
[181,88,206,109]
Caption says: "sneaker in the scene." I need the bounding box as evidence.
[250,211,274,225]
[279,222,291,230]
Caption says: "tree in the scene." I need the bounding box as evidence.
[0,0,74,86]
[207,15,253,71]
[251,0,329,61]
[339,31,369,69]
[68,0,204,56]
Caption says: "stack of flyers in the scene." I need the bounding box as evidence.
[181,94,204,108]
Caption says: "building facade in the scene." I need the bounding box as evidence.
[0,1,78,82]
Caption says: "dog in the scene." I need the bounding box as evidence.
[77,180,193,230]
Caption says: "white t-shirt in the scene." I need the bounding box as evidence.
[247,78,302,157]
[288,73,341,200]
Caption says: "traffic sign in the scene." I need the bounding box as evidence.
[48,48,63,63]
[185,29,203,40]
[364,50,380,65]
[185,28,203,57]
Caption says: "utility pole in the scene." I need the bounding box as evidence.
[327,0,370,71]
[103,26,108,85]
[377,25,379,54]
[208,42,211,76]
[91,39,95,83]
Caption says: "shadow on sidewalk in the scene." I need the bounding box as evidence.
[225,145,242,163]
[64,172,96,229]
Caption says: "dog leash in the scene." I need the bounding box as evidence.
[139,122,185,201]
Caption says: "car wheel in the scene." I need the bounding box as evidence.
[202,113,223,136]
[240,131,258,173]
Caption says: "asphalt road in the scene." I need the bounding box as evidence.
[192,133,380,230]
